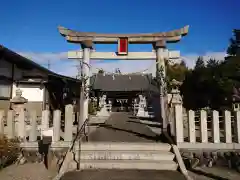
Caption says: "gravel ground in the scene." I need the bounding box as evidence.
[0,163,56,180]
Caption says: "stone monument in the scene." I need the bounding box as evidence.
[10,88,28,139]
[10,88,28,115]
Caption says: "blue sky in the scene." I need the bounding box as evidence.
[1,0,239,76]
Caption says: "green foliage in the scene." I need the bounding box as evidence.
[195,56,205,69]
[165,30,240,110]
[166,60,189,82]
[165,59,189,92]
[181,55,240,110]
[0,135,20,169]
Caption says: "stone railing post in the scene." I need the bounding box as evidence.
[53,110,61,142]
[169,80,183,137]
[224,110,232,143]
[174,100,184,143]
[18,109,26,140]
[7,110,15,139]
[188,110,196,143]
[0,110,4,134]
[41,110,50,130]
[64,105,73,142]
[29,110,37,142]
[200,110,208,143]
[235,111,240,143]
[212,110,220,143]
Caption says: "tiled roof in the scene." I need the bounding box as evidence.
[90,73,159,92]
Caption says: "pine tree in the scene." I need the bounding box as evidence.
[227,29,240,56]
[195,56,205,69]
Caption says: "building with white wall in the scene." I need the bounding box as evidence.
[0,45,81,115]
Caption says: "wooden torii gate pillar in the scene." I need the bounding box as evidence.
[58,25,189,133]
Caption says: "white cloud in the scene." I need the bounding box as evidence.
[90,60,156,75]
[182,51,227,69]
[19,51,228,77]
[19,52,68,63]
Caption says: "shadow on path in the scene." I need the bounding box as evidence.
[85,112,165,142]
[127,120,161,128]
[99,123,161,141]
[189,168,228,180]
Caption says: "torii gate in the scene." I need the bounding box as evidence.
[58,25,189,132]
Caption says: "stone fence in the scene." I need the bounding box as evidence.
[173,104,240,150]
[0,105,76,142]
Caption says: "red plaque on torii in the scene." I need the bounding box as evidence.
[118,38,128,55]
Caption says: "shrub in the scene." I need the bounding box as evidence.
[0,134,20,169]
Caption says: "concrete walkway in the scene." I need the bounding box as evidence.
[60,169,186,180]
[85,112,161,142]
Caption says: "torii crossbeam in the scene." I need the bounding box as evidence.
[58,25,189,44]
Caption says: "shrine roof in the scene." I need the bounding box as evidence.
[58,25,189,44]
[90,73,158,92]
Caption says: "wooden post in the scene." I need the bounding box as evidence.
[53,110,61,142]
[64,105,73,142]
[188,110,196,143]
[29,110,37,142]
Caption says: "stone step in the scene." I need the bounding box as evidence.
[71,160,178,170]
[74,142,171,151]
[75,151,175,161]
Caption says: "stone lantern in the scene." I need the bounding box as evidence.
[169,79,183,105]
[10,89,28,115]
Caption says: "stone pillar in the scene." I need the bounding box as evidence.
[155,41,167,130]
[7,111,14,139]
[17,108,26,139]
[79,45,91,128]
[168,79,184,136]
[83,47,90,122]
[0,111,4,134]
[29,110,37,141]
[53,110,61,142]
[42,86,49,110]
[64,104,73,142]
